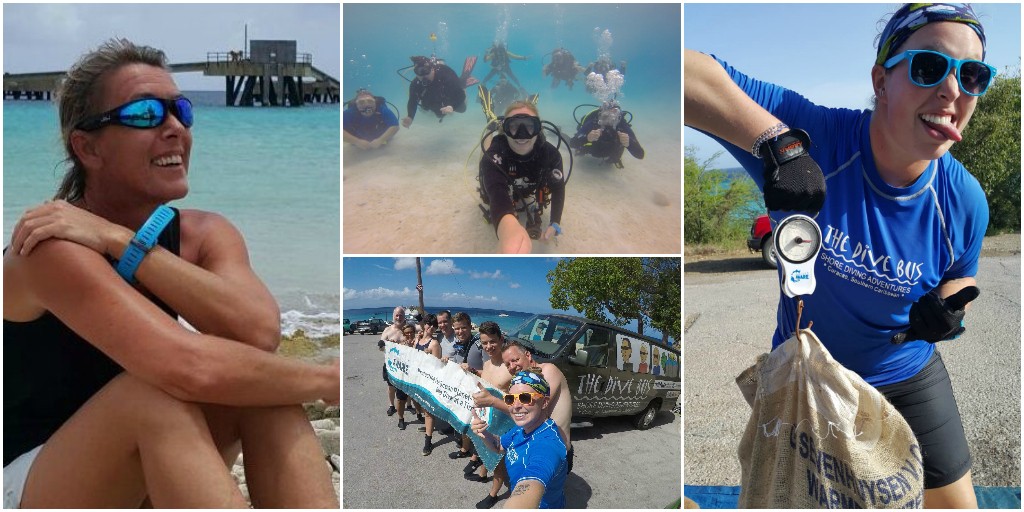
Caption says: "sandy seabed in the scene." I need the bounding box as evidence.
[343,99,681,254]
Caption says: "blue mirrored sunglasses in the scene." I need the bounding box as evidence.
[883,50,997,97]
[76,96,194,131]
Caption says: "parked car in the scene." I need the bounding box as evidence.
[505,314,680,430]
[343,318,351,335]
[354,318,388,335]
[747,214,777,268]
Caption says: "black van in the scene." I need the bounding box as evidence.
[505,313,680,430]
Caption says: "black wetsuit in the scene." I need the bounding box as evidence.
[406,65,467,120]
[570,115,645,165]
[480,135,566,232]
[3,212,181,466]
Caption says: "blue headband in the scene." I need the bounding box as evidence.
[876,3,986,66]
[511,371,550,396]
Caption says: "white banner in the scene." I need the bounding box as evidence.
[384,342,515,470]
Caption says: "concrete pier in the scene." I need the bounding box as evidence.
[3,39,339,107]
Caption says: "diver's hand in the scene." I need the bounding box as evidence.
[891,286,981,344]
[617,131,630,147]
[11,200,132,257]
[440,106,454,115]
[587,129,602,142]
[401,117,413,128]
[541,223,560,242]
[758,128,826,213]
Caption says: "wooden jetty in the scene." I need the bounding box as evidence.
[3,40,339,107]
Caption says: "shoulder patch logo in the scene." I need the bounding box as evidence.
[492,154,502,166]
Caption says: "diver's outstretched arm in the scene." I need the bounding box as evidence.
[497,215,532,254]
[684,49,782,151]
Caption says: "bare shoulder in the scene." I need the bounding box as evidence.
[178,209,241,238]
[540,362,567,382]
[4,239,120,318]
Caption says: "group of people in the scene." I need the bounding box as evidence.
[377,306,573,508]
[342,41,644,254]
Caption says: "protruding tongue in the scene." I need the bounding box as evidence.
[923,118,963,142]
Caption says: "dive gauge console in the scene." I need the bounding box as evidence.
[773,214,822,297]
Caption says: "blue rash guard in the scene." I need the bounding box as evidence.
[500,419,567,509]
[702,56,989,387]
[343,101,398,141]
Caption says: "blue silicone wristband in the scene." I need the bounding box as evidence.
[116,205,176,283]
[550,222,562,235]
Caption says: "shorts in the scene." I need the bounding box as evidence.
[3,444,43,509]
[876,351,971,489]
[382,364,408,400]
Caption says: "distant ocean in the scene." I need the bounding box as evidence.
[344,306,535,335]
[2,91,341,338]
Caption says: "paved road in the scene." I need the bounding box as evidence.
[683,254,1021,487]
[342,334,681,509]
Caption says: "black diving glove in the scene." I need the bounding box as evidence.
[758,128,826,213]
[891,286,981,344]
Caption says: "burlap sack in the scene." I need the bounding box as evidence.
[736,329,924,508]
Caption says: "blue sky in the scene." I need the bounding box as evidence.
[343,257,565,313]
[2,3,340,91]
[684,2,1022,169]
[343,257,677,342]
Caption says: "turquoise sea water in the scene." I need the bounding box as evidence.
[2,92,340,336]
[344,3,681,113]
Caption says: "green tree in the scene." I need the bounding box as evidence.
[950,64,1021,234]
[684,146,763,244]
[546,258,680,344]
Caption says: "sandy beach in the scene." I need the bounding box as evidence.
[343,99,681,254]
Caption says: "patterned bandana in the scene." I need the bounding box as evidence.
[876,3,986,65]
[511,370,550,396]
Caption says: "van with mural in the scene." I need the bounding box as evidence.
[505,313,680,430]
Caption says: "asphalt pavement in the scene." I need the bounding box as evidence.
[683,254,1021,488]
[342,334,682,509]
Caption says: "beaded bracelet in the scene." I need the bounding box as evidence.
[751,122,789,158]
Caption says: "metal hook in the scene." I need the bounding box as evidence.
[796,297,813,338]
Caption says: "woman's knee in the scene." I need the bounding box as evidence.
[102,373,207,431]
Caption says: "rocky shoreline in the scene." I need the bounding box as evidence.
[227,331,341,503]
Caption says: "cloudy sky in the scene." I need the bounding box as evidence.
[2,3,340,90]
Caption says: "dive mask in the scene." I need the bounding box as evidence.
[598,108,621,128]
[502,114,541,140]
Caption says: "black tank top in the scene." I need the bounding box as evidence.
[3,211,181,466]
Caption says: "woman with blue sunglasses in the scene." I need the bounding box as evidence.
[685,4,993,508]
[3,39,338,508]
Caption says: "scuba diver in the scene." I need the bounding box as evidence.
[488,77,521,119]
[543,47,585,90]
[343,89,399,150]
[584,56,627,94]
[402,55,477,128]
[570,100,644,169]
[478,101,570,254]
[481,42,529,94]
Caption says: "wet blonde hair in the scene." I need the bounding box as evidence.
[504,101,539,117]
[56,38,168,201]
